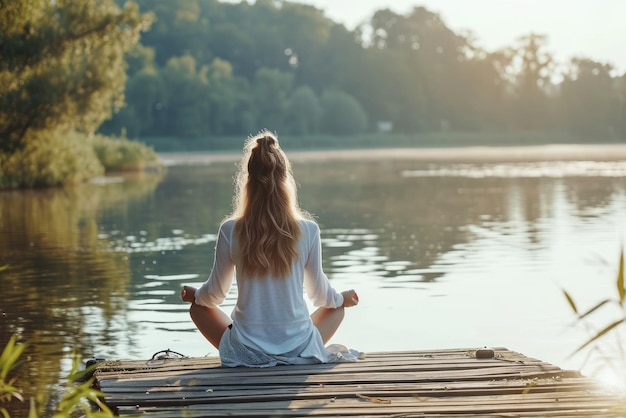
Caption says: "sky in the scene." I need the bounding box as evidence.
[293,0,626,73]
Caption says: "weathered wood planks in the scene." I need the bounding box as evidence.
[93,347,625,417]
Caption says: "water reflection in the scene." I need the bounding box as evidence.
[0,172,162,415]
[1,157,626,416]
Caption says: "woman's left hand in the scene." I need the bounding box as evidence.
[181,285,197,303]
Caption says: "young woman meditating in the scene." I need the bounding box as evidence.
[181,131,359,367]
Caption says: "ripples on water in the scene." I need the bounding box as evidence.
[402,160,626,178]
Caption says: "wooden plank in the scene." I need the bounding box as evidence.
[115,394,624,417]
[100,378,598,397]
[93,348,624,417]
[98,368,572,392]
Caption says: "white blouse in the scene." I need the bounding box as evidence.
[194,219,345,366]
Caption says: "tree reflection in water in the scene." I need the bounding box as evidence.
[0,171,162,415]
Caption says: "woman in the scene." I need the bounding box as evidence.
[181,131,359,367]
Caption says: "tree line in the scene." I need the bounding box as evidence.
[99,0,626,142]
[2,0,625,165]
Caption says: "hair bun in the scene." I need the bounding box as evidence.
[256,135,276,149]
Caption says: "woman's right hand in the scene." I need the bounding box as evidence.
[341,289,359,307]
[181,285,197,303]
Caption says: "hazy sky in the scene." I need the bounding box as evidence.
[293,0,626,73]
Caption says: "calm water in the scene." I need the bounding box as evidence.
[2,153,626,414]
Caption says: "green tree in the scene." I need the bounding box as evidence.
[366,7,477,131]
[286,85,322,134]
[320,89,368,135]
[0,0,149,154]
[252,67,294,132]
[207,22,256,78]
[468,49,516,130]
[159,55,211,137]
[205,58,238,135]
[507,33,557,130]
[560,58,616,140]
[123,68,166,137]
[133,0,211,66]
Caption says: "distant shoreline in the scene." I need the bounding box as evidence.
[158,143,626,166]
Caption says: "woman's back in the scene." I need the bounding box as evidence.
[216,219,343,355]
[181,131,358,367]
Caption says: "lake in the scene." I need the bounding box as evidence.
[1,146,626,414]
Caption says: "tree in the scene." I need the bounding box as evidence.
[133,0,211,66]
[560,58,616,139]
[124,68,166,137]
[320,89,368,135]
[252,67,294,132]
[614,74,626,140]
[205,58,238,135]
[365,7,476,131]
[286,85,322,134]
[507,33,557,130]
[159,55,211,137]
[0,0,149,153]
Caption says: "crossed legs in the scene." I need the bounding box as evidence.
[189,304,345,349]
[189,303,231,349]
[310,306,345,344]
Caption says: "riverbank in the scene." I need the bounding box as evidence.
[158,143,626,166]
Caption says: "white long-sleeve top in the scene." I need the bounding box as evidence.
[195,219,344,360]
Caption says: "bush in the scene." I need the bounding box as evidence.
[91,134,159,173]
[320,89,368,135]
[0,132,161,189]
[0,131,104,189]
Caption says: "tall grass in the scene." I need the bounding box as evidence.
[0,336,25,418]
[563,247,626,387]
[0,335,115,418]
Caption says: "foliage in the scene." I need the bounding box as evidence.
[0,131,160,188]
[286,86,322,135]
[0,335,115,418]
[92,134,159,173]
[51,353,114,418]
[0,0,150,154]
[0,336,26,418]
[140,131,575,153]
[3,0,626,186]
[561,58,617,139]
[563,247,626,386]
[0,131,103,189]
[320,89,368,135]
[97,1,626,144]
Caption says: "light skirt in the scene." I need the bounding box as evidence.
[219,325,360,368]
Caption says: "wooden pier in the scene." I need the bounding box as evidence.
[93,347,625,417]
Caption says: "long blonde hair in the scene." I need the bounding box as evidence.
[230,131,308,278]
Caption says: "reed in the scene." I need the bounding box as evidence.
[563,246,626,386]
[0,335,115,418]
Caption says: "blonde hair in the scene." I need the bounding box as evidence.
[230,131,308,278]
